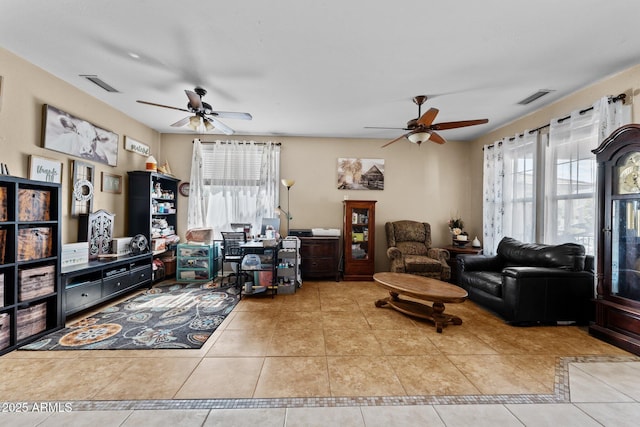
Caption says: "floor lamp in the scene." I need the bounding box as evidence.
[280,178,295,236]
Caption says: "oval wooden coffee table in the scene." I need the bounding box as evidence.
[373,272,468,333]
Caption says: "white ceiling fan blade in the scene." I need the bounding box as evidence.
[170,116,190,127]
[212,111,253,120]
[208,117,235,135]
[185,90,202,110]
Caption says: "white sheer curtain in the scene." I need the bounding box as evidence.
[502,130,538,244]
[187,139,281,239]
[544,96,631,254]
[482,142,504,255]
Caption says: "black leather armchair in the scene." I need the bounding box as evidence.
[457,237,594,324]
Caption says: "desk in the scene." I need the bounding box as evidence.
[239,241,279,297]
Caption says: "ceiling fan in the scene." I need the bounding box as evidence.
[367,95,488,148]
[137,87,252,135]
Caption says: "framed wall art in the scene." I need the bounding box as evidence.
[28,155,63,184]
[124,136,150,156]
[101,172,122,194]
[42,104,119,166]
[70,160,94,217]
[337,158,385,190]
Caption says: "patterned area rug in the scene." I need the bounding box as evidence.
[20,282,240,350]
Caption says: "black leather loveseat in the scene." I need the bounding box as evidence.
[457,237,594,324]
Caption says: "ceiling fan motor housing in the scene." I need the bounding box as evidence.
[406,118,419,129]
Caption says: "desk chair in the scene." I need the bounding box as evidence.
[220,231,247,283]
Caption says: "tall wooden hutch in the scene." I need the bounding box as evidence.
[343,200,376,280]
[590,124,640,355]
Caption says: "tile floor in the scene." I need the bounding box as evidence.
[1,280,639,426]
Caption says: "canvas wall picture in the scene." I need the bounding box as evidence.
[42,104,119,166]
[337,158,385,190]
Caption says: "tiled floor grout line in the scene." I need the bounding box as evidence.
[5,282,638,412]
[26,355,639,412]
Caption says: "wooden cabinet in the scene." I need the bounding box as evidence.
[61,253,152,316]
[299,237,340,281]
[343,200,376,280]
[590,124,640,355]
[0,176,62,355]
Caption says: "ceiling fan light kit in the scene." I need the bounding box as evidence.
[371,95,489,148]
[188,115,201,130]
[407,132,431,144]
[137,87,252,135]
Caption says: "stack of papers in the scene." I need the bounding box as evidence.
[312,228,340,236]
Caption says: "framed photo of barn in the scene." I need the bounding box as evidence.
[337,158,385,190]
[42,104,119,166]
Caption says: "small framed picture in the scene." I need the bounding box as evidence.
[28,155,63,184]
[101,172,122,194]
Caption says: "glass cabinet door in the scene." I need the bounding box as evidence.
[350,207,369,260]
[611,199,640,302]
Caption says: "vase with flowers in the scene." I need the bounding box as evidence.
[448,216,468,245]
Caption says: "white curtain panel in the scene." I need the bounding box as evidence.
[187,140,280,239]
[544,96,631,253]
[187,138,206,230]
[482,142,504,255]
[482,96,630,256]
[502,130,538,244]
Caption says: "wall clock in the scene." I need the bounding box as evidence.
[179,182,190,197]
[71,160,94,216]
[617,152,640,194]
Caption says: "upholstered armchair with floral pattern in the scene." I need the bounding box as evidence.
[385,220,451,280]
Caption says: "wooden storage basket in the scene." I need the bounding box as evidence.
[18,265,55,301]
[16,302,47,341]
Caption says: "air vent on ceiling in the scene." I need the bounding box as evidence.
[79,75,119,93]
[517,89,554,105]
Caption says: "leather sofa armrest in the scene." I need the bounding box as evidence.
[502,266,594,279]
[501,266,595,323]
[457,254,502,272]
[584,255,595,273]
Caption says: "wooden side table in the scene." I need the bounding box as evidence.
[443,245,483,284]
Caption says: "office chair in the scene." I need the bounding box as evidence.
[220,231,247,284]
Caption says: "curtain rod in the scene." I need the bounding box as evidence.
[484,93,626,149]
[194,140,281,146]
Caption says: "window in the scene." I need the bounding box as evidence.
[187,140,280,239]
[544,108,600,254]
[483,96,631,255]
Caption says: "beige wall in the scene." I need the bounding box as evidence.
[0,47,161,243]
[161,134,475,272]
[4,44,639,272]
